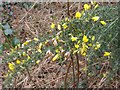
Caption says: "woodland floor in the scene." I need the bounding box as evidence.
[0,2,119,88]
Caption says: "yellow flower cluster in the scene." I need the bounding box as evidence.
[104,52,111,56]
[16,59,21,64]
[62,23,68,29]
[94,42,101,50]
[57,24,61,30]
[92,36,95,41]
[80,43,88,56]
[38,43,43,53]
[84,4,91,11]
[65,17,69,21]
[22,52,27,56]
[27,55,31,60]
[83,35,89,43]
[92,17,107,26]
[92,16,100,22]
[94,4,99,9]
[33,38,39,41]
[51,23,55,29]
[36,60,40,64]
[75,44,79,49]
[75,12,82,19]
[8,62,15,71]
[71,36,78,42]
[22,40,32,47]
[100,21,107,26]
[52,54,59,61]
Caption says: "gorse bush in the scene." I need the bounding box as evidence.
[3,2,118,88]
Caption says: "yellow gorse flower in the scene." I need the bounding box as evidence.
[75,12,82,19]
[15,44,20,49]
[8,62,15,71]
[94,4,99,9]
[38,49,42,53]
[104,52,111,56]
[62,23,68,29]
[22,60,25,63]
[57,24,61,30]
[22,52,27,56]
[51,23,55,29]
[16,59,21,64]
[75,44,79,49]
[103,73,107,77]
[52,54,59,61]
[92,16,100,22]
[71,36,78,42]
[84,4,91,11]
[88,43,92,47]
[83,35,89,43]
[100,21,107,26]
[14,44,20,50]
[94,42,101,50]
[38,43,43,53]
[33,38,39,41]
[22,40,32,46]
[55,49,59,53]
[81,43,88,56]
[27,55,31,60]
[92,36,95,41]
[103,72,109,77]
[36,60,40,64]
[65,17,69,21]
[10,49,15,53]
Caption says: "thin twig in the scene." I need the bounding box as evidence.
[25,66,39,87]
[98,77,107,88]
[67,0,70,17]
[18,0,39,23]
[25,22,38,37]
[16,76,28,86]
[14,77,17,88]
